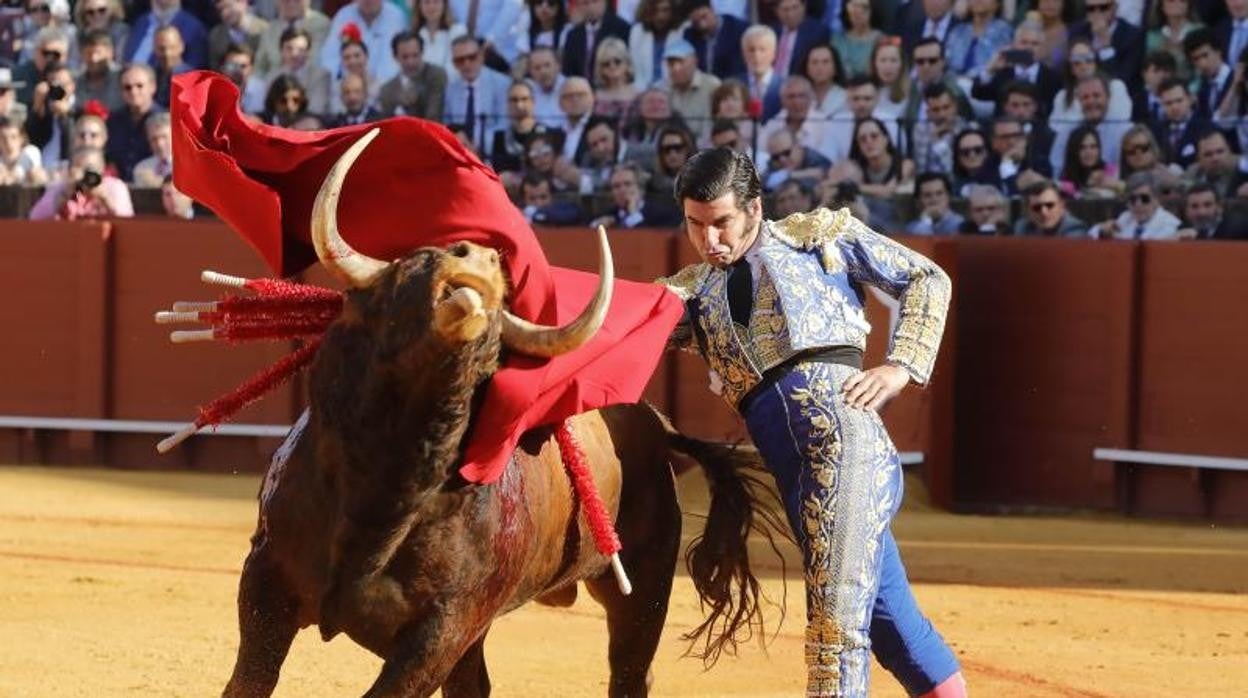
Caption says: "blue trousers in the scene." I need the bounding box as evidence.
[742,362,960,697]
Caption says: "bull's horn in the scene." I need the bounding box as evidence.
[501,225,614,357]
[311,127,389,288]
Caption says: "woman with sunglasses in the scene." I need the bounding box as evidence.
[1049,37,1132,133]
[519,0,569,54]
[592,37,638,120]
[1118,124,1182,180]
[951,128,1003,197]
[73,0,127,62]
[648,122,695,196]
[832,0,882,78]
[414,0,467,75]
[1059,124,1122,198]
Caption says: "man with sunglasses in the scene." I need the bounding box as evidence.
[12,26,67,105]
[904,38,971,127]
[445,34,510,149]
[1091,172,1182,239]
[1069,0,1144,86]
[1014,178,1090,236]
[26,64,76,174]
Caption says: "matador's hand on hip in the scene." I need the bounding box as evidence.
[842,364,911,411]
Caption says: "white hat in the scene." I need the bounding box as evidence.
[0,68,26,89]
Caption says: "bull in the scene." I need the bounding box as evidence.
[222,131,780,697]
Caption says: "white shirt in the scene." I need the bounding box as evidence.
[319,2,406,84]
[922,14,952,43]
[1092,206,1182,240]
[758,109,834,161]
[420,23,468,76]
[563,114,590,161]
[530,76,566,128]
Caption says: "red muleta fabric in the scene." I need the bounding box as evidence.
[170,71,683,483]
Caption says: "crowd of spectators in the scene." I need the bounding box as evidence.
[0,0,1245,238]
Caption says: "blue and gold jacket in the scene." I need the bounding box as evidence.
[659,207,951,408]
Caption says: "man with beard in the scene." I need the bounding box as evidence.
[1180,182,1248,240]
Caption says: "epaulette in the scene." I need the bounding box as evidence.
[770,206,854,272]
[655,263,710,301]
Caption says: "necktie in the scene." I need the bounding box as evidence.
[1134,223,1145,239]
[466,0,480,38]
[961,36,979,74]
[726,258,753,327]
[775,30,795,74]
[465,84,476,139]
[1170,123,1182,153]
[584,24,596,77]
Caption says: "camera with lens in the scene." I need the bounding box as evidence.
[76,168,103,192]
[46,84,67,101]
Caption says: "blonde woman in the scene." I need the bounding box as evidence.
[592,37,638,119]
[868,37,909,126]
[73,0,128,58]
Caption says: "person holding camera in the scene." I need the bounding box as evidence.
[26,64,77,174]
[969,17,1061,117]
[28,144,133,220]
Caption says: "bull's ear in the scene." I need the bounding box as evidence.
[311,128,390,288]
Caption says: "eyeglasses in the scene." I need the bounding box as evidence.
[914,56,941,66]
[1129,192,1153,204]
[452,52,480,65]
[1069,54,1095,65]
[1126,143,1152,155]
[41,49,63,60]
[1030,200,1058,212]
[660,142,687,153]
[1085,2,1113,11]
[958,145,986,156]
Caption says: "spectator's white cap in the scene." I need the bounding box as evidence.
[0,67,26,89]
[48,0,71,20]
[664,39,697,60]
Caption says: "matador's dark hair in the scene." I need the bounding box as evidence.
[673,147,761,211]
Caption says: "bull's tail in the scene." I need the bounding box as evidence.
[659,412,792,668]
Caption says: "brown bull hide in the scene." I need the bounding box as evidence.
[221,244,782,698]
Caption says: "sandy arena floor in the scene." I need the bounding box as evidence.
[0,464,1245,697]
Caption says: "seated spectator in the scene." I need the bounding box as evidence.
[132,112,172,187]
[1050,75,1133,175]
[648,123,694,196]
[519,172,583,225]
[593,163,682,228]
[657,39,720,139]
[378,31,447,121]
[493,81,566,178]
[123,0,208,70]
[824,75,893,162]
[26,64,78,173]
[527,47,566,128]
[0,68,27,127]
[592,37,639,120]
[1060,124,1123,198]
[254,0,330,81]
[561,0,631,80]
[76,30,124,113]
[904,38,972,127]
[1133,50,1178,123]
[869,37,910,129]
[758,76,832,163]
[1014,179,1089,236]
[912,83,966,176]
[272,27,331,114]
[319,0,404,84]
[329,27,379,115]
[899,0,959,53]
[71,113,109,159]
[1179,181,1246,240]
[519,0,569,58]
[74,0,129,66]
[445,35,510,147]
[220,43,268,115]
[261,73,309,126]
[709,117,746,152]
[1145,0,1202,80]
[17,0,75,72]
[826,116,914,231]
[1118,124,1182,181]
[621,87,686,146]
[830,0,882,79]
[629,0,686,87]
[761,127,829,191]
[14,27,70,106]
[1185,129,1248,200]
[29,145,133,220]
[329,72,382,126]
[209,0,267,72]
[737,24,783,121]
[1068,0,1144,86]
[1090,172,1183,239]
[801,44,846,118]
[959,184,1011,235]
[153,26,193,107]
[1049,38,1132,134]
[161,175,195,219]
[521,133,580,193]
[1150,78,1210,169]
[1033,0,1070,70]
[970,17,1061,116]
[945,0,1013,78]
[906,172,965,235]
[1000,81,1055,176]
[0,117,47,185]
[415,0,467,76]
[990,117,1045,194]
[770,0,828,78]
[709,79,755,152]
[577,115,651,193]
[683,0,747,79]
[449,0,526,70]
[558,77,596,163]
[1184,28,1233,120]
[951,127,1002,196]
[772,177,815,217]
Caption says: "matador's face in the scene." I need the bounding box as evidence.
[681,192,763,269]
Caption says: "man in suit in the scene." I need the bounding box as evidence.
[1150,78,1211,168]
[970,20,1060,117]
[1132,51,1178,124]
[560,0,630,79]
[771,0,830,76]
[737,24,784,122]
[1185,129,1248,200]
[153,26,194,108]
[519,173,584,226]
[253,0,330,81]
[1182,181,1248,240]
[684,0,748,79]
[445,35,511,151]
[1214,0,1248,69]
[900,0,960,54]
[328,72,383,126]
[558,77,595,164]
[377,31,446,121]
[1068,0,1143,87]
[1001,81,1054,174]
[209,0,267,71]
[594,163,682,228]
[1013,179,1090,237]
[577,116,653,193]
[123,0,210,69]
[106,64,164,181]
[1185,28,1235,120]
[904,38,972,125]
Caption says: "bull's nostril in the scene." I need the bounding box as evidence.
[452,244,470,258]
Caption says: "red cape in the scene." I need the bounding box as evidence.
[170,71,682,483]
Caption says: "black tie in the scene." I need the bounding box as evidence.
[465,84,476,139]
[727,258,753,327]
